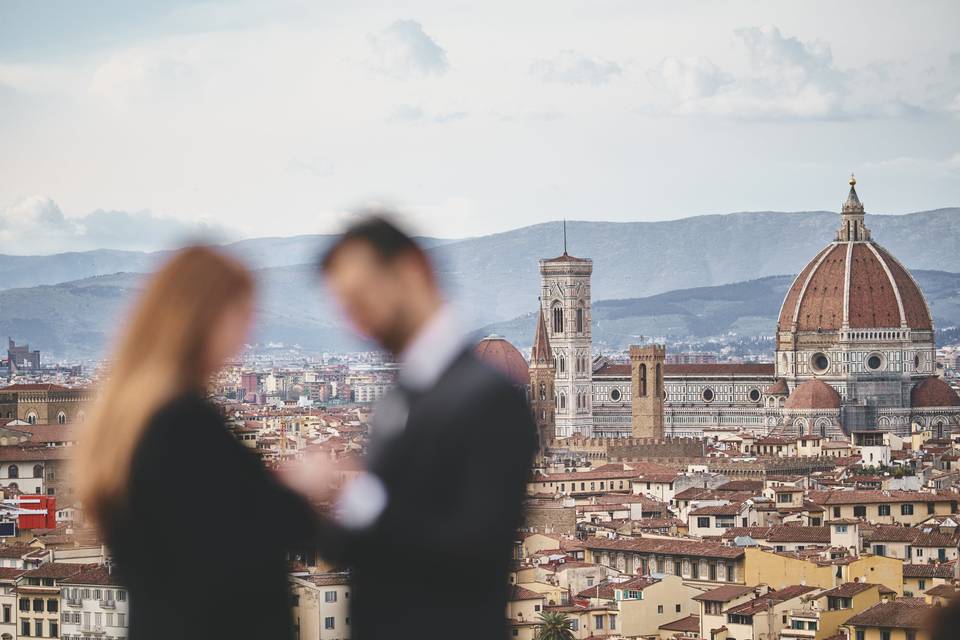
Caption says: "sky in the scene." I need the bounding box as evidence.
[1,0,958,254]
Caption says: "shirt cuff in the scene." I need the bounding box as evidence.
[334,471,388,530]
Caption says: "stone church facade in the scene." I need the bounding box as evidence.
[527,177,960,441]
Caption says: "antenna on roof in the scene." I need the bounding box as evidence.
[563,220,568,255]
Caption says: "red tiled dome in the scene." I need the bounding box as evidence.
[778,242,932,332]
[785,379,841,410]
[474,335,529,385]
[778,179,932,333]
[911,377,960,408]
[765,378,789,395]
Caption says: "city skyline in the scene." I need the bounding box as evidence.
[1,0,959,253]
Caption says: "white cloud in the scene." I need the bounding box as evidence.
[530,50,622,86]
[367,20,448,80]
[645,25,948,121]
[386,104,467,124]
[647,57,733,102]
[88,42,203,111]
[0,196,230,255]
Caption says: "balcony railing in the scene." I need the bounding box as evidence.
[80,624,106,635]
[99,599,115,609]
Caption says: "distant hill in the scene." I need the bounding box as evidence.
[431,209,960,326]
[1,208,959,358]
[0,234,455,290]
[480,270,960,352]
[4,266,958,361]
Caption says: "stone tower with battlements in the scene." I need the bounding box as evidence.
[630,344,665,438]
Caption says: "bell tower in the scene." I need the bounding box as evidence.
[630,344,665,438]
[539,224,594,438]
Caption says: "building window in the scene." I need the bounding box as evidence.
[927,502,936,514]
[811,352,830,373]
[324,617,335,630]
[657,605,663,614]
[853,505,866,518]
[324,591,337,603]
[32,465,42,479]
[697,517,710,528]
[576,306,584,333]
[552,305,564,334]
[901,504,914,516]
[833,507,841,518]
[639,365,647,396]
[878,504,890,516]
[702,388,714,402]
[8,466,18,479]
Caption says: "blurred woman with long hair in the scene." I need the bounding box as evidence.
[77,246,317,640]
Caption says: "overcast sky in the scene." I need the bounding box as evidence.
[1,0,958,253]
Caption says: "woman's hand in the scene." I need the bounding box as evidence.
[277,455,341,503]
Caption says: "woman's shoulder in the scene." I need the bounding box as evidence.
[141,391,224,446]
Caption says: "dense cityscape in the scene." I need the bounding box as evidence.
[0,179,955,639]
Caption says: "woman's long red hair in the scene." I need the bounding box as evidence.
[77,246,254,531]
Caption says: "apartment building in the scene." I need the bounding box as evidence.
[582,537,745,587]
[290,572,351,640]
[808,491,958,526]
[0,567,23,640]
[842,598,934,640]
[14,562,83,639]
[60,565,129,640]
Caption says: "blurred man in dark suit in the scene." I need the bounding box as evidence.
[287,216,537,640]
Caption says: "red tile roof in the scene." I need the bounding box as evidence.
[583,536,745,560]
[843,598,934,630]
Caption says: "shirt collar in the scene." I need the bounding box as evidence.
[398,305,466,392]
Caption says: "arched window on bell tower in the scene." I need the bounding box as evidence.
[552,304,564,334]
[639,364,648,396]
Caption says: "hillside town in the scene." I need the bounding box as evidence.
[0,179,957,639]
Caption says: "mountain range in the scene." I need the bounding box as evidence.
[481,270,960,353]
[1,208,958,359]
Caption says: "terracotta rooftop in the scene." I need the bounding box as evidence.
[843,598,933,630]
[692,585,754,602]
[582,536,745,560]
[911,377,960,408]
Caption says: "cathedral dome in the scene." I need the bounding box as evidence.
[911,377,960,408]
[777,178,932,333]
[765,378,789,396]
[784,378,841,410]
[475,335,529,385]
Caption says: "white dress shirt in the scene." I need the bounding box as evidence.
[334,305,466,529]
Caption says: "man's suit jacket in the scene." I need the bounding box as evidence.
[317,348,538,640]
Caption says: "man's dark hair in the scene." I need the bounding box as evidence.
[319,215,425,272]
